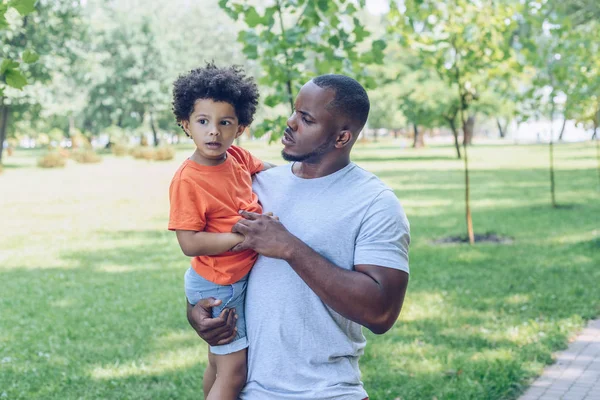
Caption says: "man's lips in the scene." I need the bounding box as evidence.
[283,130,295,143]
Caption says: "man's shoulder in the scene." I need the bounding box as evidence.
[346,164,393,195]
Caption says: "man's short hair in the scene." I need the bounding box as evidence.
[312,74,370,131]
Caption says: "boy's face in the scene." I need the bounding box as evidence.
[182,99,245,166]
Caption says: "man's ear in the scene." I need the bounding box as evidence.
[235,125,247,138]
[334,130,353,148]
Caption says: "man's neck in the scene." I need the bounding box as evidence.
[292,154,351,179]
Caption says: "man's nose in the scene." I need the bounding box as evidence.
[287,112,298,131]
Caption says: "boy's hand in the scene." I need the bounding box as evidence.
[187,299,237,346]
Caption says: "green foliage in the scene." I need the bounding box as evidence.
[0,0,37,94]
[219,0,386,140]
[389,0,518,126]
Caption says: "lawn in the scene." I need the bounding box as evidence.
[0,139,598,399]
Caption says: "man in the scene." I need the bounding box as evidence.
[187,74,410,399]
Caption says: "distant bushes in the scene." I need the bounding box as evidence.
[37,152,67,168]
[33,144,173,170]
[72,149,102,164]
[111,143,128,157]
[131,145,175,161]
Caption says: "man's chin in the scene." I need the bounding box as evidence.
[281,150,307,162]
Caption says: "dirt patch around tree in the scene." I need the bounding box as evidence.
[432,233,514,245]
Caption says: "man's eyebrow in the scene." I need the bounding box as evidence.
[297,109,315,120]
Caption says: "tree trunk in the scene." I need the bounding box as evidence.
[558,117,567,141]
[149,112,159,146]
[496,118,505,138]
[69,114,76,137]
[373,128,378,143]
[448,118,461,159]
[461,120,474,244]
[412,124,424,148]
[595,126,599,189]
[393,129,399,139]
[0,100,9,165]
[549,99,557,208]
[463,115,475,145]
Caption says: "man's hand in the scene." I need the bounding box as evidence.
[231,211,296,259]
[186,298,237,346]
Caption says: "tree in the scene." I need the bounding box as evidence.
[1,0,84,163]
[218,0,386,140]
[0,0,39,164]
[390,0,518,244]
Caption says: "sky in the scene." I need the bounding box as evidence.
[366,0,391,15]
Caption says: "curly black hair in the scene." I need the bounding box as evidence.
[172,62,259,133]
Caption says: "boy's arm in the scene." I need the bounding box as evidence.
[176,230,244,257]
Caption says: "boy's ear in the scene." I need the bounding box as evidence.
[235,125,246,138]
[181,120,191,136]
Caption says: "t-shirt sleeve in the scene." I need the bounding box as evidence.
[168,177,207,231]
[229,145,264,175]
[354,190,410,273]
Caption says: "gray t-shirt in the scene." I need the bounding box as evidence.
[241,162,410,400]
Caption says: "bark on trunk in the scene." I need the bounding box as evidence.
[412,124,424,148]
[463,115,475,145]
[0,100,9,165]
[496,118,505,138]
[558,117,567,141]
[149,112,159,147]
[549,100,557,208]
[449,118,461,159]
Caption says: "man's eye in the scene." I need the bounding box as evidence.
[302,117,312,124]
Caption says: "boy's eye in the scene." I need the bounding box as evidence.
[198,119,208,124]
[221,121,231,126]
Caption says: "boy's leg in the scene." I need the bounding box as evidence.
[203,347,217,399]
[206,348,247,400]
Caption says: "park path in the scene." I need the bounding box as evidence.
[518,319,600,400]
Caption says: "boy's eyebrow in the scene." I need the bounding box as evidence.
[195,113,236,120]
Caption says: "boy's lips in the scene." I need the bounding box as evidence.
[205,142,222,149]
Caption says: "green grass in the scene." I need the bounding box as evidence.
[1,140,598,399]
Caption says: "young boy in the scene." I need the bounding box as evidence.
[168,63,274,400]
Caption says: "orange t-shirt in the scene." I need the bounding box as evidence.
[168,145,263,285]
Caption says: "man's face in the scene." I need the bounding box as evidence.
[281,81,339,163]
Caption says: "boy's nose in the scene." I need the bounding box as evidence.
[208,125,220,136]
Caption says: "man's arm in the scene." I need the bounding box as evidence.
[176,230,244,257]
[231,211,409,334]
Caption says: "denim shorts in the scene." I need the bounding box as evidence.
[184,267,248,355]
